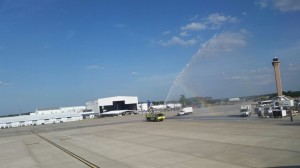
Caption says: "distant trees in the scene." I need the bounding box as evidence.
[179,94,212,107]
[283,90,300,97]
[151,90,300,108]
[179,94,187,107]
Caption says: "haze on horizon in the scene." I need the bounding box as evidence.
[1,0,300,115]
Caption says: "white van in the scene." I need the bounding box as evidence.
[178,107,193,116]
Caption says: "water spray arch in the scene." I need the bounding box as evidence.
[164,32,248,107]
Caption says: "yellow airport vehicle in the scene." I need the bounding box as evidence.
[145,112,165,122]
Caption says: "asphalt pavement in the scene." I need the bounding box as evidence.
[1,104,300,168]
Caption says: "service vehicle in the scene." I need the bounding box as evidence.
[271,96,294,118]
[254,96,294,118]
[178,107,193,116]
[146,112,165,122]
[240,105,252,117]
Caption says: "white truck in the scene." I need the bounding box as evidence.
[240,105,252,117]
[178,107,193,116]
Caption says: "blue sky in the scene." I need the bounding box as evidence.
[1,0,300,114]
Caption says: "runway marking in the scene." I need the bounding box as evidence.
[32,131,100,168]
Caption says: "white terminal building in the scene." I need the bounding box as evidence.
[32,106,86,115]
[1,96,138,129]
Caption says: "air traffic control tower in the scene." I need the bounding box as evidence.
[272,57,283,96]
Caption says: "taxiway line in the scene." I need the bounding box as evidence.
[32,131,100,168]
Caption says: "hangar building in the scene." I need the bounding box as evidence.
[86,96,138,114]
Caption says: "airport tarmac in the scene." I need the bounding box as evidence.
[1,104,300,168]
